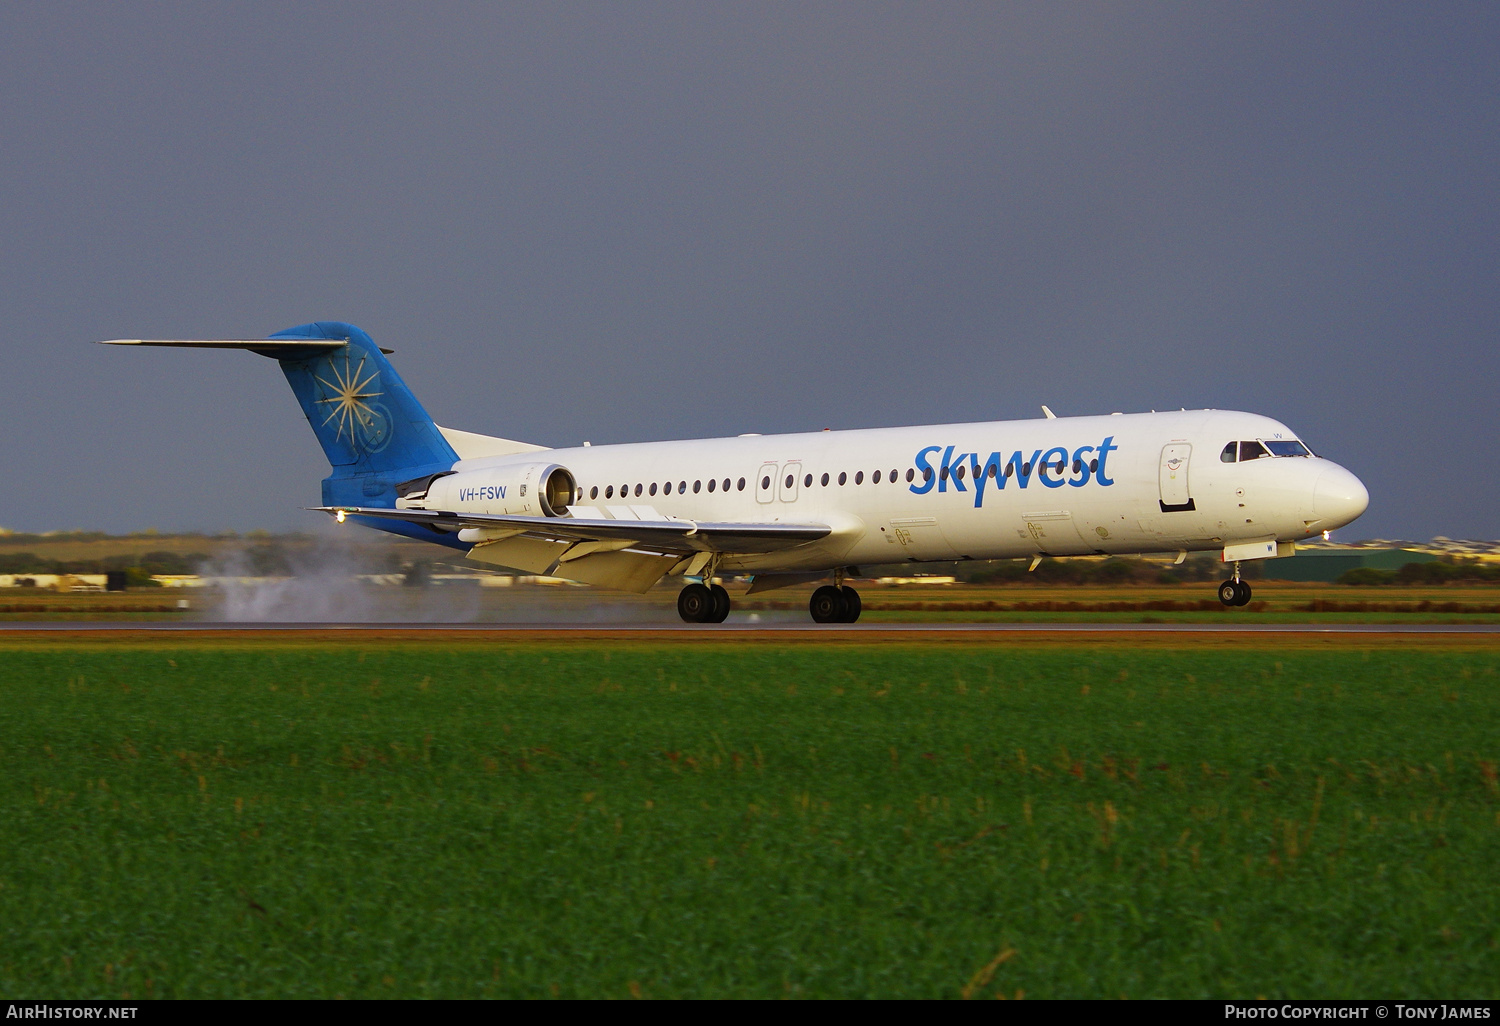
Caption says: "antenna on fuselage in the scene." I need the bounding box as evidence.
[1041,405,1057,419]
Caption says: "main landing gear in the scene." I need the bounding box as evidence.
[809,569,862,624]
[809,585,862,623]
[675,569,864,625]
[677,581,730,623]
[1218,561,1252,607]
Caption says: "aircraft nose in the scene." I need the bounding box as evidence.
[1314,464,1369,529]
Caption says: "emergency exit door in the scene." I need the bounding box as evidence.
[755,462,778,504]
[779,462,801,502]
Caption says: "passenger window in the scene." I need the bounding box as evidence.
[590,486,598,499]
[891,469,898,482]
[821,472,830,486]
[784,474,793,489]
[634,483,643,497]
[737,478,745,491]
[1239,441,1269,461]
[708,478,716,492]
[1220,443,1237,463]
[605,485,613,499]
[838,472,847,485]
[804,473,813,487]
[906,469,915,483]
[923,468,933,482]
[679,481,686,493]
[649,482,657,496]
[872,470,882,484]
[855,471,864,484]
[693,480,701,493]
[725,479,732,492]
[952,466,963,481]
[762,475,771,490]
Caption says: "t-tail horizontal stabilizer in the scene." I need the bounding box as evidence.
[100,338,396,354]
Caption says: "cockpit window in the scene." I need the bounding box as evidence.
[1239,440,1270,461]
[1220,442,1237,463]
[1262,439,1311,457]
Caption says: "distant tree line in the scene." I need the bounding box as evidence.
[0,550,210,576]
[1337,558,1500,586]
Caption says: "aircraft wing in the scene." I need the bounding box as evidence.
[311,505,831,555]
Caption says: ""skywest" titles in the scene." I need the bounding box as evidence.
[911,436,1118,508]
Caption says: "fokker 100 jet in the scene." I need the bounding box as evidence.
[105,322,1369,623]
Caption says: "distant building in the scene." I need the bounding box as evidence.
[0,574,108,591]
[1269,548,1438,583]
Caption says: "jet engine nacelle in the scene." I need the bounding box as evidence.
[425,462,577,518]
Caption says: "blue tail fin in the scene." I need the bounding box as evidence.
[270,322,458,507]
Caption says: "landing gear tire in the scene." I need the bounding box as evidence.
[708,583,731,623]
[1218,579,1253,607]
[678,583,715,623]
[809,585,847,624]
[839,586,862,623]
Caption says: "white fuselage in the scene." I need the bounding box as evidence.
[427,409,1369,573]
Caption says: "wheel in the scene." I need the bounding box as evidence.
[839,585,862,623]
[708,583,731,623]
[1217,580,1240,607]
[809,585,847,623]
[678,583,714,623]
[1235,581,1252,606]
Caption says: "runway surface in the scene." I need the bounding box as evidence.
[3,621,1498,634]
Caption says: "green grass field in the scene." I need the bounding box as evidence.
[2,639,1498,998]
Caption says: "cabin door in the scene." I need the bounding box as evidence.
[1158,444,1195,512]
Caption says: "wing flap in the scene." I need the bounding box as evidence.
[559,549,682,593]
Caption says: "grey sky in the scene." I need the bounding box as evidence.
[2,3,1495,541]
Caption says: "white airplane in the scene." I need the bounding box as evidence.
[104,321,1369,622]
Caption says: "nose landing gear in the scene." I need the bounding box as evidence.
[1218,561,1252,607]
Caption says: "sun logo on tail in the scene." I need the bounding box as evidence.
[314,354,392,452]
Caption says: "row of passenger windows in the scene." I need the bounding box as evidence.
[586,478,743,500]
[582,468,917,501]
[577,456,1106,501]
[1220,439,1312,463]
[782,469,914,488]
